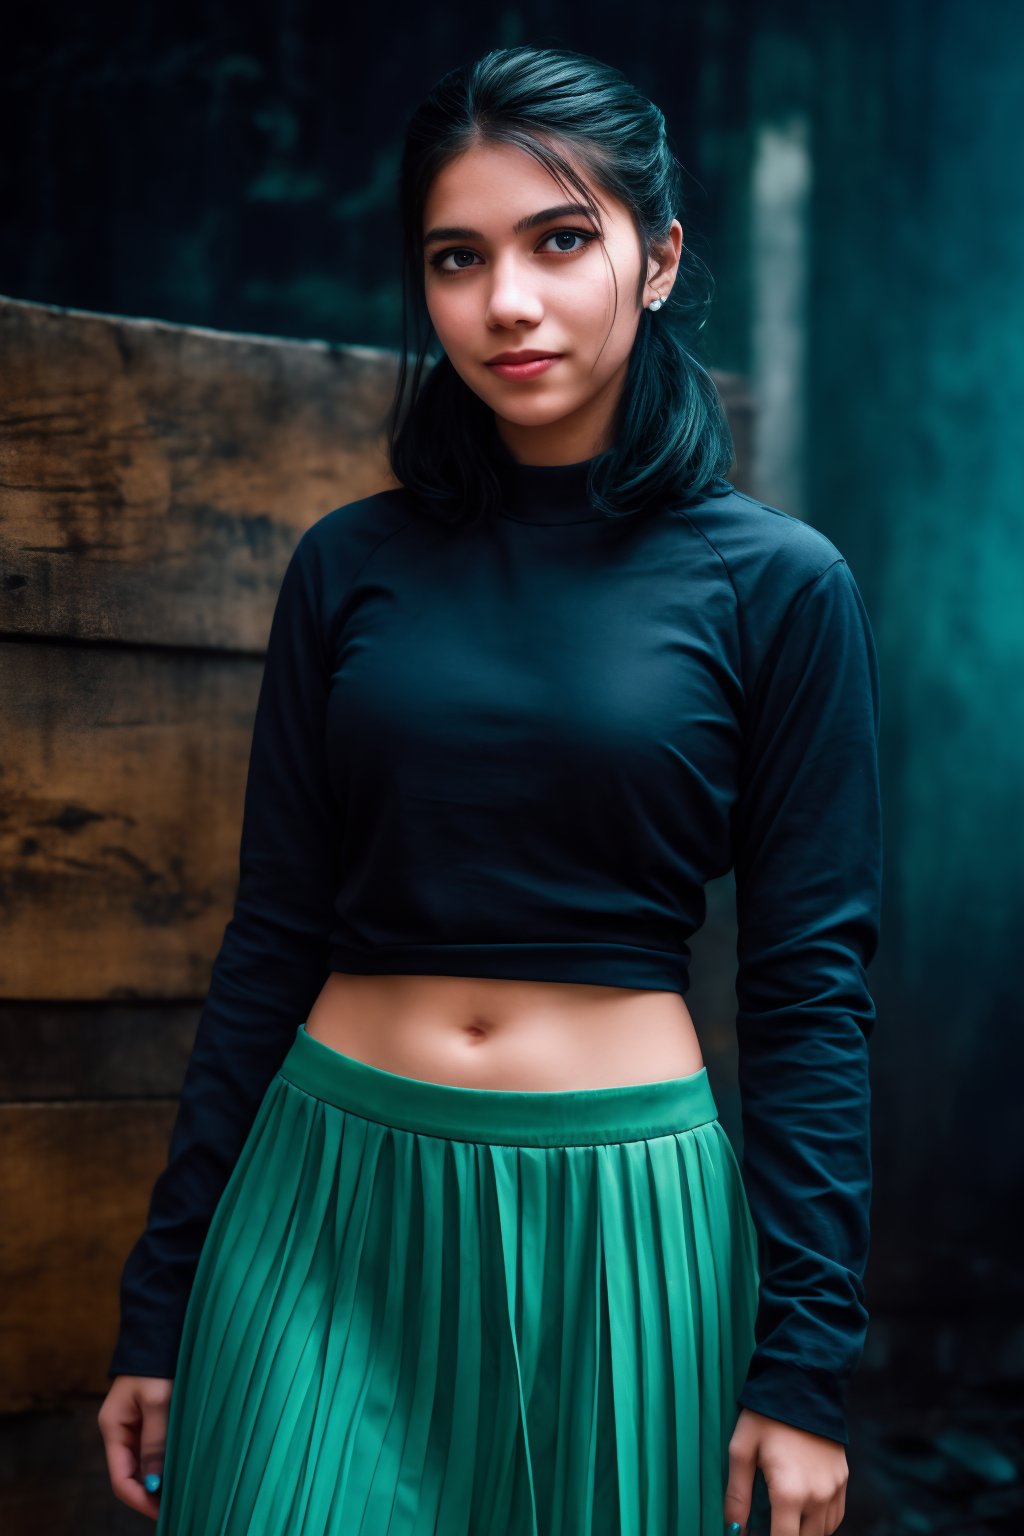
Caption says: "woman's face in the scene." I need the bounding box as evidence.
[422,139,681,466]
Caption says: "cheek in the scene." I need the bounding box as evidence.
[569,278,635,346]
[573,313,638,381]
[425,287,472,345]
[423,286,443,332]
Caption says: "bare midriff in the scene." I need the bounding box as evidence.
[303,971,705,1090]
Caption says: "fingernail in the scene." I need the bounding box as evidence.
[144,1473,162,1493]
[725,1524,742,1535]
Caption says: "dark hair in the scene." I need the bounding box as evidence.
[388,45,735,527]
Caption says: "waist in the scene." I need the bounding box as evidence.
[304,970,705,1090]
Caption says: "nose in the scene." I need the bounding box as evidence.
[484,253,545,328]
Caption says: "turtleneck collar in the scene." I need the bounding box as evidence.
[489,425,605,525]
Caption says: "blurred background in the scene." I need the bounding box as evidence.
[1,2,1022,1532]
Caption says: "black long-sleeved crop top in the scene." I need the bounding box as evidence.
[109,439,883,1449]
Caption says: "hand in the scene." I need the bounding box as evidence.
[724,1407,848,1535]
[97,1374,174,1522]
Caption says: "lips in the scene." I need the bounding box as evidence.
[486,351,561,365]
[485,355,563,382]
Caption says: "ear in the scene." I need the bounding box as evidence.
[646,219,684,298]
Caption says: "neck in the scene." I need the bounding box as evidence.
[489,423,605,525]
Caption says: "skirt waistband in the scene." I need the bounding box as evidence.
[277,1021,720,1146]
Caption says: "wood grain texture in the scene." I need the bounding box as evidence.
[0,293,402,649]
[0,637,258,998]
[0,1098,178,1411]
[0,1003,198,1100]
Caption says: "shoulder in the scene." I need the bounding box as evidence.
[293,486,420,599]
[302,486,417,563]
[674,479,853,661]
[675,479,845,597]
[263,488,420,646]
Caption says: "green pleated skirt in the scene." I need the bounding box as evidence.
[155,1020,760,1536]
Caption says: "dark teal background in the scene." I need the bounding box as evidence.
[5,0,1022,1458]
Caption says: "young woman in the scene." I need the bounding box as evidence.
[99,44,881,1536]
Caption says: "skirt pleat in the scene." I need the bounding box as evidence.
[155,1022,759,1536]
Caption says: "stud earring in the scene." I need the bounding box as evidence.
[648,296,664,312]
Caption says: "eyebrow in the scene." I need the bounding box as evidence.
[422,202,598,248]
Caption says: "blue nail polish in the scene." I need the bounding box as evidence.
[726,1524,742,1535]
[144,1473,162,1493]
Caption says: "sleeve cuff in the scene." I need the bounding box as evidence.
[737,1361,852,1446]
[107,1335,182,1381]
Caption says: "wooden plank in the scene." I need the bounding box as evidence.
[0,1003,198,1100]
[0,639,259,999]
[0,1099,178,1412]
[0,293,403,650]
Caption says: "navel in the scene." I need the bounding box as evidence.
[462,1016,494,1042]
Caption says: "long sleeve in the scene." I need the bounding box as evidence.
[108,526,342,1379]
[730,555,883,1446]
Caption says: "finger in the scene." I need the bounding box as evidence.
[825,1490,845,1533]
[100,1384,168,1520]
[138,1419,168,1481]
[767,1480,803,1536]
[138,1398,169,1500]
[100,1426,161,1521]
[798,1501,827,1536]
[723,1439,757,1535]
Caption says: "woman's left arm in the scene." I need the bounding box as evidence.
[725,555,883,1536]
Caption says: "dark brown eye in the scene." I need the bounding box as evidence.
[428,227,598,274]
